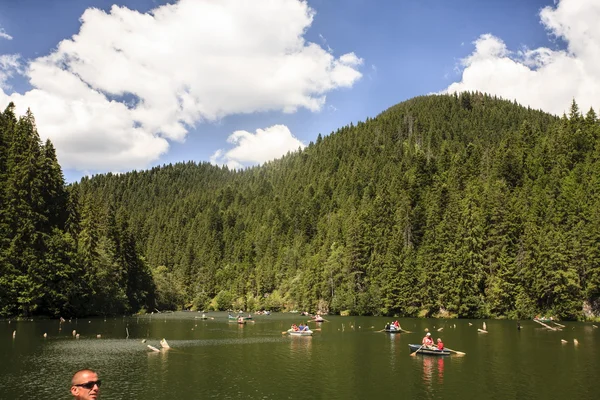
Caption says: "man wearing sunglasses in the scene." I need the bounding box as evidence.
[70,369,101,399]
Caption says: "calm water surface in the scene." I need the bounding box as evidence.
[1,313,598,399]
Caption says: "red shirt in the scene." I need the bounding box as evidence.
[437,341,444,350]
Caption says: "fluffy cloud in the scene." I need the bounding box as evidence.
[444,0,600,116]
[0,55,21,88]
[210,124,305,169]
[0,0,362,172]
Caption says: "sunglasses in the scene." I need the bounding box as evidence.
[74,380,101,389]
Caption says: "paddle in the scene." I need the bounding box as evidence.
[410,345,424,356]
[444,347,466,355]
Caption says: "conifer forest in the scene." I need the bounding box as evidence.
[1,92,600,320]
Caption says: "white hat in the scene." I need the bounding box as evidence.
[426,332,431,336]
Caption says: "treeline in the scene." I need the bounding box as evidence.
[2,93,600,320]
[0,103,154,317]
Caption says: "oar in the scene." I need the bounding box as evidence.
[444,347,466,355]
[410,345,424,356]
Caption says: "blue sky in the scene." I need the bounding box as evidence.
[1,0,598,183]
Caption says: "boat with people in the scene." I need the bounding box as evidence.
[383,321,407,333]
[312,315,325,322]
[287,323,313,336]
[408,344,451,356]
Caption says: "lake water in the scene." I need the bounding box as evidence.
[1,312,598,399]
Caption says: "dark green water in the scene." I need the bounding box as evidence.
[1,312,598,399]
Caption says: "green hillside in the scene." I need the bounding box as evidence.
[2,92,600,320]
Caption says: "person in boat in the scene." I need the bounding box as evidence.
[298,323,305,331]
[70,369,101,400]
[394,320,400,329]
[437,338,444,351]
[422,332,434,346]
[385,322,391,330]
[291,324,299,331]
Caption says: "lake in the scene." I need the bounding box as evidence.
[1,312,598,399]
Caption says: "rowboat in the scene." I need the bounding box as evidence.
[287,329,313,336]
[384,328,405,334]
[228,319,246,324]
[408,344,451,356]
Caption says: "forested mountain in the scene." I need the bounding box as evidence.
[2,93,600,320]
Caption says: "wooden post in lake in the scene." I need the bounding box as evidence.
[478,321,488,334]
[533,319,559,331]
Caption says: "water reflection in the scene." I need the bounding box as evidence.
[147,347,170,362]
[421,356,444,386]
[289,336,312,355]
[388,332,402,367]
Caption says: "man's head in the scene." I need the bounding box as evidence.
[426,332,431,337]
[70,369,100,400]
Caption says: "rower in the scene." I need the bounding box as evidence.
[422,332,434,347]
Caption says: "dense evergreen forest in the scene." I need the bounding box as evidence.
[2,93,600,320]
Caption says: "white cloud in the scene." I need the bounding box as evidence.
[0,54,21,89]
[210,124,305,169]
[443,0,600,116]
[0,0,362,173]
[0,27,12,40]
